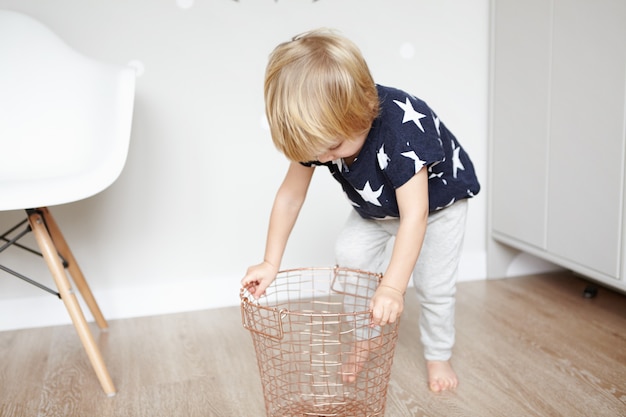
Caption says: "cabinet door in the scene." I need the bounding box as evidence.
[491,0,551,249]
[547,0,626,279]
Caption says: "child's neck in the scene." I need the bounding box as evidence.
[343,130,368,167]
[344,155,357,167]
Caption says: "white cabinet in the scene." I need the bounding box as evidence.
[489,0,626,291]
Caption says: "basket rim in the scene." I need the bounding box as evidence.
[240,265,382,318]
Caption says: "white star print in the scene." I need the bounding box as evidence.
[435,198,456,211]
[401,150,426,173]
[377,145,390,170]
[356,181,383,206]
[451,140,465,178]
[433,113,441,136]
[393,97,426,132]
[429,171,448,185]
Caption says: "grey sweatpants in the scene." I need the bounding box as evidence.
[335,199,468,361]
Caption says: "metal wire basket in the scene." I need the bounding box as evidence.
[241,266,400,417]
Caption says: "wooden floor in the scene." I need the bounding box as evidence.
[0,271,625,417]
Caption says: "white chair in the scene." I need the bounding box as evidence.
[0,10,136,396]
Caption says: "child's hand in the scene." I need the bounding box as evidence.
[241,261,279,299]
[369,285,404,326]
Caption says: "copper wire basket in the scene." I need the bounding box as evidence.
[241,266,400,417]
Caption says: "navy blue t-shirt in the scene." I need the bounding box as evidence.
[305,85,480,219]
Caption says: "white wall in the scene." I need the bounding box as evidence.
[0,0,489,331]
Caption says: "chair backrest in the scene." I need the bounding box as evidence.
[0,10,136,210]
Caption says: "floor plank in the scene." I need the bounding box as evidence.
[0,271,624,416]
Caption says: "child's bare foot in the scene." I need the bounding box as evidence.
[342,337,382,383]
[342,339,370,383]
[426,360,458,392]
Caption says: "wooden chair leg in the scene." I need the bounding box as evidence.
[39,207,108,330]
[27,209,116,396]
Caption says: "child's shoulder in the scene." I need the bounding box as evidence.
[376,84,430,113]
[376,84,426,102]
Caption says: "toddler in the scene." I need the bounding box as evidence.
[241,29,480,392]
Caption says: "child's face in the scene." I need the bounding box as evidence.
[316,131,368,164]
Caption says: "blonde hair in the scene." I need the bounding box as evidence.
[264,29,379,162]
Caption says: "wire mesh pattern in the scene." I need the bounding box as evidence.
[241,267,400,417]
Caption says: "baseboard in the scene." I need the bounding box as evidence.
[0,251,488,332]
[0,277,242,332]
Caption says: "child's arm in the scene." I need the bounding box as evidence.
[370,167,429,326]
[241,161,315,298]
